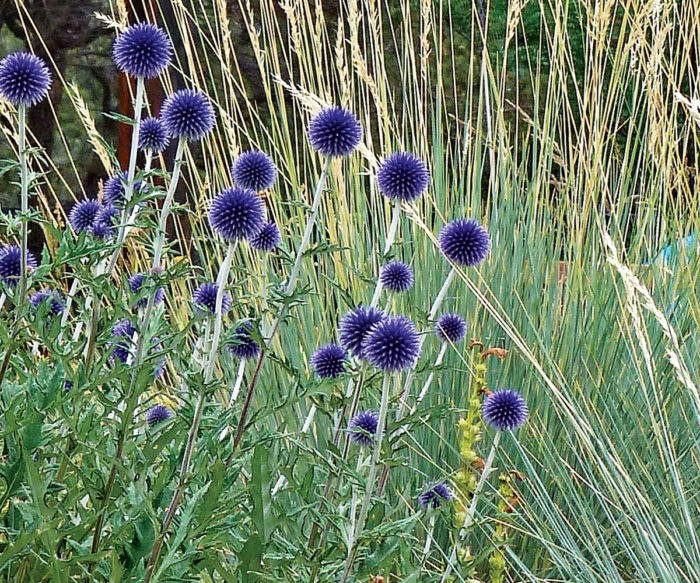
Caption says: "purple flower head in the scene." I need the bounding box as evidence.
[68,199,102,233]
[103,172,145,206]
[231,150,277,192]
[113,23,172,79]
[311,343,347,379]
[227,323,260,360]
[439,218,491,267]
[0,52,51,107]
[129,273,165,308]
[145,404,173,427]
[192,282,231,316]
[338,305,385,359]
[307,106,363,157]
[348,410,379,447]
[110,319,164,376]
[379,260,414,293]
[208,187,266,241]
[418,482,454,509]
[90,204,119,238]
[29,289,65,317]
[161,89,215,141]
[482,389,528,431]
[249,221,281,253]
[377,152,430,202]
[138,116,170,152]
[0,244,38,288]
[362,315,421,372]
[434,313,467,344]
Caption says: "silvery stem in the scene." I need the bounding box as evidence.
[419,513,437,569]
[412,342,448,412]
[228,358,247,405]
[17,103,28,306]
[370,199,402,307]
[152,138,186,269]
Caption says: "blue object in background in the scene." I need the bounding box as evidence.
[648,232,696,266]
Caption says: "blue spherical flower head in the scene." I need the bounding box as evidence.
[227,324,260,359]
[435,313,467,343]
[208,187,266,241]
[90,204,119,238]
[110,319,137,364]
[377,152,430,201]
[482,389,528,431]
[129,273,165,308]
[0,52,51,107]
[0,244,38,288]
[363,315,421,372]
[439,218,491,267]
[29,289,65,317]
[307,106,363,157]
[113,22,172,79]
[192,282,231,316]
[348,410,379,447]
[103,172,145,206]
[379,260,414,293]
[145,404,172,427]
[311,343,347,379]
[138,116,170,152]
[249,221,281,253]
[418,482,454,509]
[68,199,102,233]
[231,150,277,192]
[338,305,385,359]
[161,89,215,141]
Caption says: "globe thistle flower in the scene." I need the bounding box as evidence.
[192,282,231,316]
[227,324,260,360]
[161,89,215,141]
[481,389,528,431]
[90,204,119,238]
[418,482,454,509]
[439,218,491,267]
[102,172,145,206]
[348,410,379,447]
[113,22,172,79]
[128,273,165,308]
[434,313,467,344]
[29,289,65,317]
[0,244,38,288]
[307,106,363,157]
[68,199,102,233]
[338,305,385,359]
[311,343,347,379]
[377,152,430,201]
[379,260,414,293]
[362,315,421,372]
[110,319,137,364]
[208,187,266,241]
[231,150,277,192]
[138,116,170,152]
[249,221,281,253]
[145,404,173,427]
[0,52,51,107]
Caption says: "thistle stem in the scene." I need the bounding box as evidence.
[370,199,402,307]
[152,138,186,269]
[412,342,448,411]
[17,103,28,307]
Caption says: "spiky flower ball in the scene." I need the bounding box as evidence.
[192,282,231,316]
[138,116,170,152]
[311,343,347,379]
[110,319,137,364]
[0,244,38,288]
[434,313,467,343]
[103,172,145,206]
[208,187,266,241]
[227,324,260,360]
[231,150,277,192]
[161,89,215,141]
[0,52,51,107]
[363,315,421,372]
[90,204,119,238]
[129,273,165,308]
[145,404,173,427]
[439,218,491,267]
[68,199,102,233]
[379,260,414,293]
[348,410,379,447]
[249,221,281,252]
[113,23,172,79]
[418,482,454,509]
[482,389,528,431]
[377,152,430,201]
[29,289,65,317]
[338,305,385,359]
[307,106,363,157]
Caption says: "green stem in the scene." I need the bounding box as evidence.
[152,138,186,269]
[17,103,28,307]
